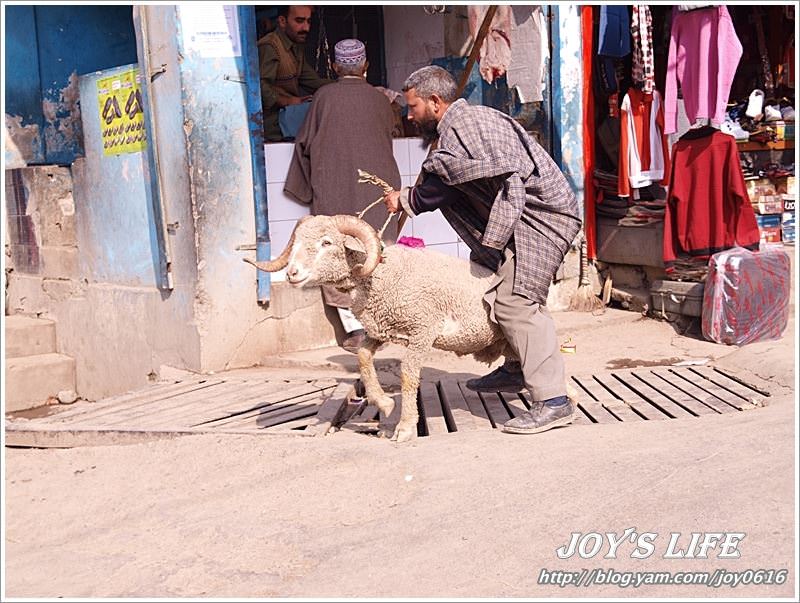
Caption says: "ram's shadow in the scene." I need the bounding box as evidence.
[330,365,528,438]
[322,351,488,391]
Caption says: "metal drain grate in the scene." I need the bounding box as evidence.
[5,366,770,447]
[569,366,768,423]
[341,366,770,437]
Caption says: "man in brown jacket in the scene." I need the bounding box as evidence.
[258,6,332,142]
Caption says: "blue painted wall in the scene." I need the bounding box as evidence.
[4,5,138,165]
[4,5,45,163]
[551,4,585,220]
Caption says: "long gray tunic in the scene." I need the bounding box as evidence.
[284,77,401,308]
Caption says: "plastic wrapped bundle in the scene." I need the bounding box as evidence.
[702,246,791,345]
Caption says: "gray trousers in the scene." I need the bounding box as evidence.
[484,248,566,401]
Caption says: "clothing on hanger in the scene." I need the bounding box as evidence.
[630,5,655,94]
[663,128,760,270]
[597,6,631,95]
[618,88,670,198]
[664,6,742,135]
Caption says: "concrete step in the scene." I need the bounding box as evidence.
[5,353,76,412]
[5,315,57,358]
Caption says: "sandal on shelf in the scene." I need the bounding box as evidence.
[749,129,777,144]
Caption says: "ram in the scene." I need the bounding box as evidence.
[246,215,510,442]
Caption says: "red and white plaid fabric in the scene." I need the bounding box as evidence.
[631,5,655,93]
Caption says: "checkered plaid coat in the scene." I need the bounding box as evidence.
[424,99,581,304]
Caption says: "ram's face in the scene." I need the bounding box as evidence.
[284,220,352,287]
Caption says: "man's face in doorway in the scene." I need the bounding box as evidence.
[279,6,312,45]
[404,88,439,146]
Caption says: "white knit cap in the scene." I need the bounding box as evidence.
[334,39,366,65]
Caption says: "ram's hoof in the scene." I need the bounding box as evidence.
[372,395,395,419]
[391,423,416,443]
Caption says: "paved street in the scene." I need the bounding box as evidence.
[4,306,796,598]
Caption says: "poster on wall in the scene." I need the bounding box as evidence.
[96,68,147,156]
[179,5,242,58]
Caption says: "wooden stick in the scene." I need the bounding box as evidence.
[458,5,498,97]
[397,5,498,237]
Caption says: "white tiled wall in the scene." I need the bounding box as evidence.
[264,143,295,183]
[263,137,463,280]
[266,182,310,221]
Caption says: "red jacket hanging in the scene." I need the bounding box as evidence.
[663,127,760,270]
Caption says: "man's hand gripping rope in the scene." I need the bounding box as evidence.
[356,169,398,240]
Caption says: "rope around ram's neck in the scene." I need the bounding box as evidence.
[357,169,395,240]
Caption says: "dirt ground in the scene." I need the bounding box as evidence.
[3,306,797,598]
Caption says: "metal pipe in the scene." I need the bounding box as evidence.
[238,6,271,303]
[134,5,174,290]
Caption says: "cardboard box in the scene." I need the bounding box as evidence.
[752,197,784,214]
[759,226,782,244]
[782,211,796,243]
[746,178,777,198]
[774,176,796,196]
[756,214,782,228]
[772,122,795,141]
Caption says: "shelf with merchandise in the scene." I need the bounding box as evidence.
[737,139,794,152]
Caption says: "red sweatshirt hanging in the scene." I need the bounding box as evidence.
[663,127,760,271]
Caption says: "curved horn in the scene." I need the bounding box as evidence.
[242,215,311,272]
[333,215,382,277]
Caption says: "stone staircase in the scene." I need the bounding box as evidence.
[5,315,76,412]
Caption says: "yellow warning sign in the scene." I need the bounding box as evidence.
[96,68,147,156]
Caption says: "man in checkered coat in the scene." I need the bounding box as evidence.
[384,66,581,435]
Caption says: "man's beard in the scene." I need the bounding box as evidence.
[415,116,439,146]
[287,31,308,44]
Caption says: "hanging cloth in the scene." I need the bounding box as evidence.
[663,6,743,135]
[314,7,333,80]
[631,5,655,94]
[468,5,512,84]
[598,6,631,57]
[597,6,631,95]
[618,88,670,199]
[752,8,775,97]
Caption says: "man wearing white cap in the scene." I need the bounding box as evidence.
[285,39,401,353]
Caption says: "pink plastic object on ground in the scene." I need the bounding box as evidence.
[701,246,791,345]
[397,236,425,248]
